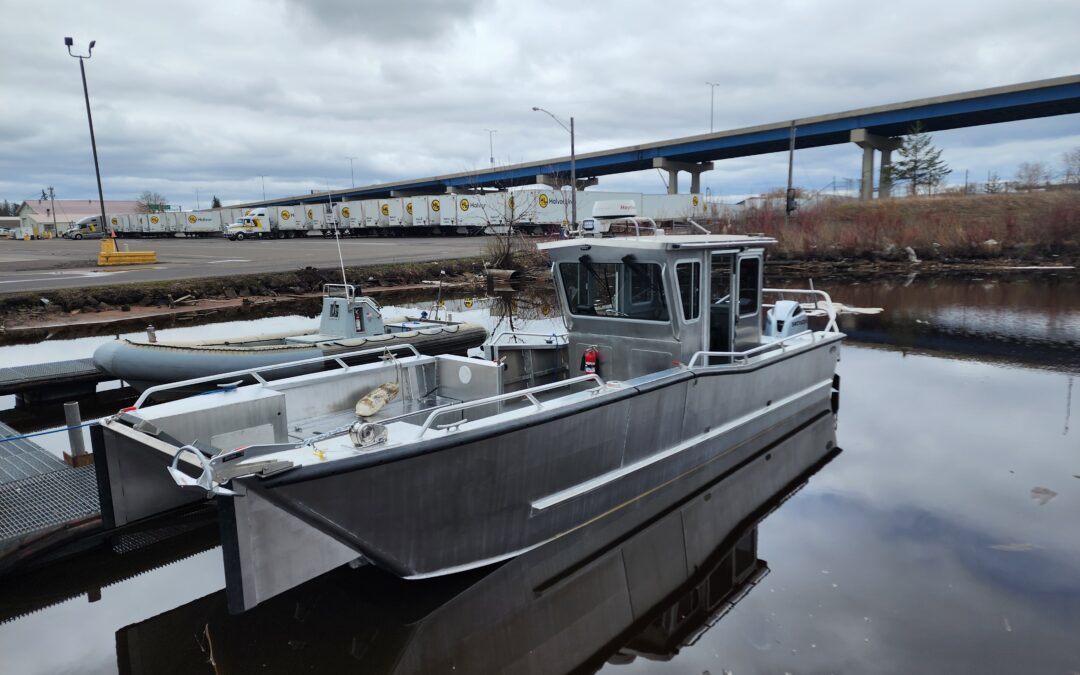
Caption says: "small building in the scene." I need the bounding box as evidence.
[17,198,143,238]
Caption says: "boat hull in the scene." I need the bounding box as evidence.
[93,324,488,392]
[221,336,841,610]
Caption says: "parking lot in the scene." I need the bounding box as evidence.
[0,236,491,293]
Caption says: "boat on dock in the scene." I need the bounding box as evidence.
[91,284,487,391]
[93,233,845,612]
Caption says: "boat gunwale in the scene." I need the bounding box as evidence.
[253,331,844,488]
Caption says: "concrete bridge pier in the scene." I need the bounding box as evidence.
[851,129,902,199]
[651,159,713,194]
[534,174,598,190]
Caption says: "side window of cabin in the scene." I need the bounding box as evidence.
[558,261,669,322]
[710,254,733,305]
[675,261,701,321]
[738,257,760,316]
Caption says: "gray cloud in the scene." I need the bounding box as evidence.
[1,0,1078,208]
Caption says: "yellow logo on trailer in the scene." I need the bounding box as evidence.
[281,210,291,220]
[459,198,469,212]
[406,202,413,215]
[111,217,119,225]
[341,207,351,218]
[307,208,314,220]
[432,199,441,212]
[692,195,700,206]
[538,194,549,208]
[381,203,389,216]
[150,216,159,225]
[508,196,515,209]
[464,298,473,309]
[188,214,197,224]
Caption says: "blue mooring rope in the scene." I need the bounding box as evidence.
[0,420,98,443]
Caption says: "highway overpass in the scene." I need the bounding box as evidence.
[239,74,1080,207]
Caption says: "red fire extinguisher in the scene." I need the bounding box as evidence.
[582,347,599,375]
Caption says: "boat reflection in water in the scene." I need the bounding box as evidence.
[116,406,839,674]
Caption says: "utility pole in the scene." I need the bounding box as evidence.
[345,156,357,187]
[706,82,720,133]
[195,187,200,210]
[64,37,107,237]
[532,107,576,229]
[48,187,57,235]
[258,175,266,200]
[785,121,797,225]
[484,129,497,170]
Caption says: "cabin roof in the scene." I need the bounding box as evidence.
[537,234,776,253]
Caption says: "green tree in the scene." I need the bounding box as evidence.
[886,122,952,196]
[211,195,222,209]
[983,171,1004,194]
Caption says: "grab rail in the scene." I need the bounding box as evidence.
[415,373,605,438]
[687,330,819,369]
[762,288,840,333]
[133,343,423,409]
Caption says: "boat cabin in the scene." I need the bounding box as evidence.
[538,235,778,381]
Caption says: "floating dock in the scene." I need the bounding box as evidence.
[0,421,101,567]
[0,358,113,408]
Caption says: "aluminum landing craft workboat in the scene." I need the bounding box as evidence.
[92,284,487,391]
[93,233,845,612]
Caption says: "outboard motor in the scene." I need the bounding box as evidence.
[764,299,809,339]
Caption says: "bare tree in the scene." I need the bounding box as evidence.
[1014,162,1052,191]
[1063,147,1080,185]
[137,190,169,213]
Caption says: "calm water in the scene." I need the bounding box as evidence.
[1,273,1078,674]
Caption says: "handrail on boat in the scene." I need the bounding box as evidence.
[687,330,818,369]
[133,343,423,409]
[762,288,840,333]
[415,373,605,438]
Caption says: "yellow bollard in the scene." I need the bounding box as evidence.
[98,236,157,266]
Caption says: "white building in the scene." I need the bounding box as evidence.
[17,198,143,237]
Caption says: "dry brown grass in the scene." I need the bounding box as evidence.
[713,191,1080,260]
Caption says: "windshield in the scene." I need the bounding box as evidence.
[558,260,669,322]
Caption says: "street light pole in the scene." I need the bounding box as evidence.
[258,175,266,200]
[345,156,357,187]
[483,129,497,169]
[532,107,576,230]
[65,37,107,236]
[706,81,720,133]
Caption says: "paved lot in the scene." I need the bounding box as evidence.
[0,236,491,293]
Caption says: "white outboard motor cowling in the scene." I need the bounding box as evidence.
[764,299,809,339]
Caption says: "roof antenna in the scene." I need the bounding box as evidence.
[326,182,347,288]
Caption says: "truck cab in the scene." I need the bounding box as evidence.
[225,208,276,240]
[63,215,108,239]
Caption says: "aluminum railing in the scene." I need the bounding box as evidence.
[762,288,840,333]
[687,330,817,369]
[133,343,423,409]
[414,373,605,438]
[686,288,842,369]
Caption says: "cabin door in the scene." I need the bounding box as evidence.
[734,252,763,351]
[708,252,735,358]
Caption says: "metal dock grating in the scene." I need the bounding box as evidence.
[0,465,100,543]
[0,358,107,395]
[0,421,67,484]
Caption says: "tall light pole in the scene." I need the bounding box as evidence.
[706,81,720,133]
[345,156,357,187]
[65,37,107,236]
[483,129,497,169]
[258,175,266,200]
[532,107,576,229]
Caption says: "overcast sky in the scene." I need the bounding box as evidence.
[1,0,1078,209]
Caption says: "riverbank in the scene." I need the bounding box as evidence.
[0,259,486,330]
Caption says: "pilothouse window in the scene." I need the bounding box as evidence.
[558,260,669,321]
